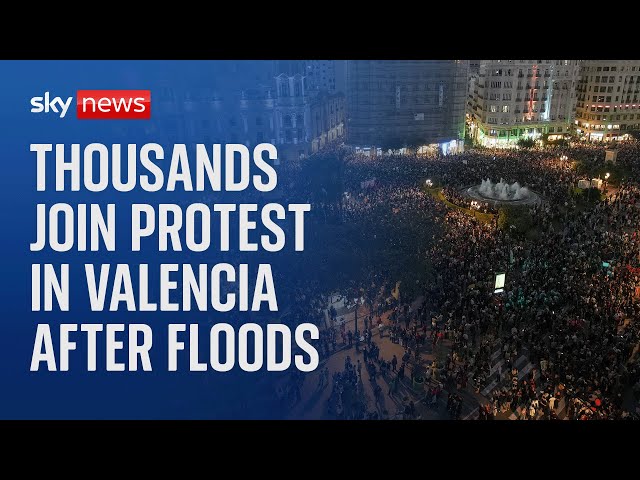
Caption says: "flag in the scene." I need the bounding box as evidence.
[392,281,401,300]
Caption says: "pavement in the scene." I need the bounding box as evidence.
[288,295,467,419]
[288,293,578,420]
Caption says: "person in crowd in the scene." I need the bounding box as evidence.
[279,140,640,420]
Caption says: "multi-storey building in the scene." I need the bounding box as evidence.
[575,60,640,142]
[150,60,344,163]
[306,60,347,94]
[467,60,580,147]
[345,60,468,153]
[309,91,345,152]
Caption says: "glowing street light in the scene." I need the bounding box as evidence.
[425,179,433,187]
[605,172,610,180]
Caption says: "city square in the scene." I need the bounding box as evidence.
[146,60,640,420]
[271,141,640,420]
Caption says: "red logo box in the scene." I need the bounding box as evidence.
[76,90,151,119]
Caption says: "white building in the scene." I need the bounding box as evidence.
[575,60,640,142]
[467,60,580,147]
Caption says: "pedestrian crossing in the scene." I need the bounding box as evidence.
[462,349,537,420]
[467,348,571,420]
[480,350,536,397]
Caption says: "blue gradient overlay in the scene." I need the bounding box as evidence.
[0,60,309,419]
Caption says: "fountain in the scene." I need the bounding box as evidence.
[464,178,541,206]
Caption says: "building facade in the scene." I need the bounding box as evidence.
[345,60,468,152]
[150,60,344,163]
[310,91,345,152]
[467,60,580,147]
[306,60,347,94]
[575,60,640,142]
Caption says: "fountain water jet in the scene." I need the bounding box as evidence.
[464,179,541,206]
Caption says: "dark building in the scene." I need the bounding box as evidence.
[310,91,345,152]
[149,60,345,163]
[306,60,347,95]
[345,60,468,151]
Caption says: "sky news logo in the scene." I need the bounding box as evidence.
[30,90,151,119]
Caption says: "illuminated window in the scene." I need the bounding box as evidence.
[502,105,509,113]
[490,105,497,113]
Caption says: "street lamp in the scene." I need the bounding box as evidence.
[425,179,433,187]
[353,296,363,336]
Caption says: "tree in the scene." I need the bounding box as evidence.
[300,151,344,204]
[380,138,405,152]
[517,137,535,149]
[498,206,533,235]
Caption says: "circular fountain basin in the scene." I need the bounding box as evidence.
[463,179,542,206]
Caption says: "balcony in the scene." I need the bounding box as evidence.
[276,96,307,107]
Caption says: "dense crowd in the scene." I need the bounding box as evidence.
[441,186,497,214]
[274,140,640,420]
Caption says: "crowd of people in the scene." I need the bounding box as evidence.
[272,139,640,420]
[441,186,497,214]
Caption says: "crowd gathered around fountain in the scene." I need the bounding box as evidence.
[268,139,640,420]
